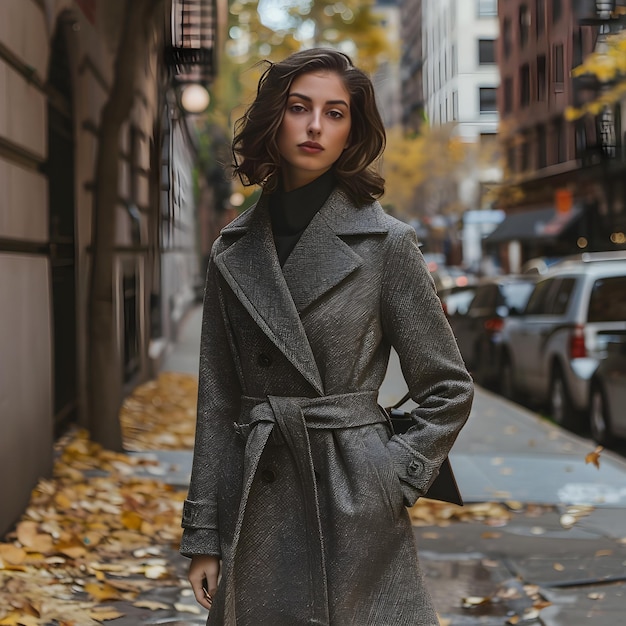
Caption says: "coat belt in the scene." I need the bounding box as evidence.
[224,390,385,625]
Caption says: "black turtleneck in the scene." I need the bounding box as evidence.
[269,170,335,266]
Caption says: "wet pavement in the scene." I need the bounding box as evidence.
[115,305,626,625]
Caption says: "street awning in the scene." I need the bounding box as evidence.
[484,205,583,244]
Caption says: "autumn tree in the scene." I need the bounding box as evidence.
[89,0,166,450]
[200,0,390,209]
[383,125,470,221]
[566,15,626,121]
[227,0,388,71]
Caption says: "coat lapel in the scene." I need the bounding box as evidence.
[214,188,390,395]
[215,197,325,395]
[282,189,389,313]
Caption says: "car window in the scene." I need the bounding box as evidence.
[468,285,496,312]
[524,278,555,314]
[549,277,576,315]
[588,276,626,322]
[500,282,536,312]
[443,289,476,315]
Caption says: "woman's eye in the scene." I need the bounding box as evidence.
[289,104,306,113]
[327,110,344,119]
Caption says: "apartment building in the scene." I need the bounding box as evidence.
[0,0,226,534]
[489,0,622,267]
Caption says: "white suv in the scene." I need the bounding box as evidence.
[498,253,626,431]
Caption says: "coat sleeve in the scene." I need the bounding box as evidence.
[381,224,474,507]
[180,243,243,557]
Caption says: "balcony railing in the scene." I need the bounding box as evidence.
[165,0,217,84]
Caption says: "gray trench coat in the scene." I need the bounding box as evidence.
[180,189,474,626]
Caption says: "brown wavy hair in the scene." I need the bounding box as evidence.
[232,48,386,206]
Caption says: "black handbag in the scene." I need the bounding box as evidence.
[385,392,463,506]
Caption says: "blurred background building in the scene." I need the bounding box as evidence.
[399,0,503,270]
[488,0,626,272]
[373,0,403,128]
[0,0,227,535]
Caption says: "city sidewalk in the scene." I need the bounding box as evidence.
[7,305,622,625]
[143,304,626,625]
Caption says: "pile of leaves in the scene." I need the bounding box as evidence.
[119,372,198,451]
[0,373,198,625]
[1,372,605,624]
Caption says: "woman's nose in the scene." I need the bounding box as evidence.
[307,112,322,135]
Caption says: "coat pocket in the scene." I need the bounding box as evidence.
[358,423,405,519]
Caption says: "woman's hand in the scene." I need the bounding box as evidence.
[188,554,220,610]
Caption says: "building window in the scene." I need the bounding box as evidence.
[507,142,517,173]
[478,39,496,64]
[451,44,457,76]
[479,87,497,113]
[553,43,564,87]
[519,5,530,47]
[536,0,545,36]
[478,0,497,17]
[452,90,459,120]
[575,119,587,159]
[537,55,547,101]
[520,64,531,107]
[572,28,583,68]
[503,18,512,59]
[520,133,531,171]
[552,0,562,23]
[555,118,567,163]
[537,124,547,168]
[503,77,513,114]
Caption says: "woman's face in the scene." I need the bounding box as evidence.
[277,70,351,192]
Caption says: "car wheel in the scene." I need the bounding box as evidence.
[549,367,575,429]
[500,354,516,401]
[589,384,613,446]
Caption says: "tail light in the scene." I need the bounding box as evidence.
[569,325,587,359]
[484,317,504,333]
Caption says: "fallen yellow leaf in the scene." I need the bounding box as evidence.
[0,544,27,566]
[461,596,492,608]
[121,511,143,531]
[84,582,126,602]
[585,446,603,469]
[133,600,170,610]
[173,603,202,614]
[89,606,125,620]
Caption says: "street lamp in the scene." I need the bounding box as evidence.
[178,83,210,114]
[166,0,218,113]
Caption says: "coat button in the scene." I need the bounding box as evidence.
[407,459,422,477]
[261,468,277,483]
[257,353,272,367]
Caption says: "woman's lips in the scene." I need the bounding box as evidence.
[299,142,323,153]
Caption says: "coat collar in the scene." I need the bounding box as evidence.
[216,188,389,395]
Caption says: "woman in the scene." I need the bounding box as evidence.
[181,48,474,625]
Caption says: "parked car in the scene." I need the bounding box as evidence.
[589,333,626,445]
[431,266,474,294]
[448,275,536,388]
[441,285,477,317]
[521,256,562,276]
[498,254,626,430]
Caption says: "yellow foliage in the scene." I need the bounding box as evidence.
[570,30,626,116]
[382,125,473,217]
